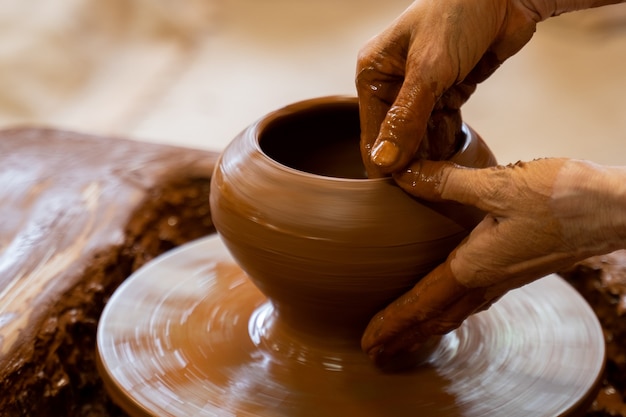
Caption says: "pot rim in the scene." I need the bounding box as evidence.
[248,95,472,183]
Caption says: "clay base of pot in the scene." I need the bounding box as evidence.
[97,235,604,417]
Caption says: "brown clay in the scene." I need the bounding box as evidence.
[209,96,496,338]
[97,97,605,416]
[96,235,604,416]
[0,127,217,416]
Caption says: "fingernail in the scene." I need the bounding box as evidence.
[371,140,400,167]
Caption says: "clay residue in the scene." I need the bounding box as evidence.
[577,251,626,316]
[560,249,626,416]
[1,176,215,417]
[0,127,217,417]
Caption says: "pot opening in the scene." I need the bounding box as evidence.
[259,101,368,179]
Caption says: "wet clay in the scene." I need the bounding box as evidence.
[96,97,603,415]
[210,96,497,338]
[0,128,218,416]
[561,250,626,415]
[97,235,605,416]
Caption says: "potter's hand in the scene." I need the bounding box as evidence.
[362,158,626,363]
[356,0,623,177]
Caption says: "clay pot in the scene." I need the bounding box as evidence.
[210,96,496,339]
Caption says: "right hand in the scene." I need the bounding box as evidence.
[362,158,626,363]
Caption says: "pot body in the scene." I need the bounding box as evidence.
[210,96,497,337]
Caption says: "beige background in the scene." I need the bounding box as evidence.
[0,0,625,165]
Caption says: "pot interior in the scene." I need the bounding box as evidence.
[259,101,367,179]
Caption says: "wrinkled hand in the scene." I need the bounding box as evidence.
[362,158,626,364]
[356,0,549,177]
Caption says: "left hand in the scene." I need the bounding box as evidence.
[355,0,543,177]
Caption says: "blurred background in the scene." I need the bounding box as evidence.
[0,0,624,165]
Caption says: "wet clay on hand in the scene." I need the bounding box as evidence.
[363,158,626,362]
[355,0,544,176]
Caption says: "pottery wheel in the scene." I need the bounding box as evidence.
[97,235,604,417]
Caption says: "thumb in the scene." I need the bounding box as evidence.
[393,160,504,212]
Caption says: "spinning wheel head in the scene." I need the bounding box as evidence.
[97,236,604,417]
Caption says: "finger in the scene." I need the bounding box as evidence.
[370,286,491,367]
[369,70,440,174]
[362,259,491,366]
[392,160,473,202]
[417,107,464,162]
[368,2,477,174]
[362,261,471,357]
[356,32,407,178]
[356,84,393,178]
[393,160,511,214]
